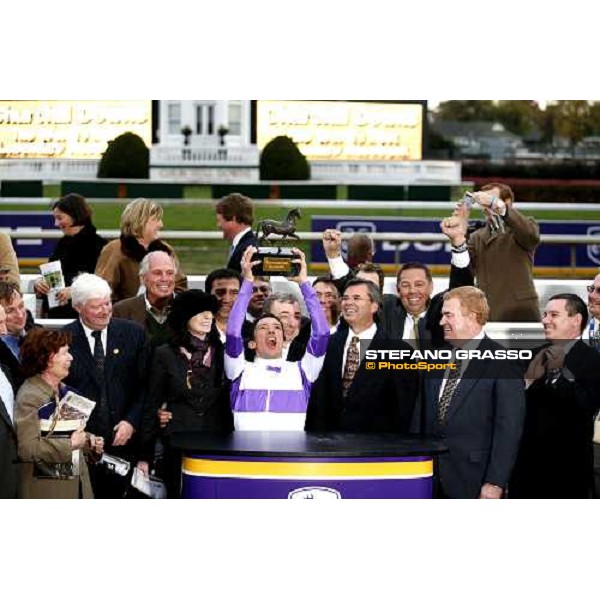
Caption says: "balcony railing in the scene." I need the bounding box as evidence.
[150,145,259,165]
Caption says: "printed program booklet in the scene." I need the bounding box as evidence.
[39,260,66,309]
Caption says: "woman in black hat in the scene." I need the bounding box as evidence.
[138,289,233,498]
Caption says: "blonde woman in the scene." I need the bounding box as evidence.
[95,198,187,302]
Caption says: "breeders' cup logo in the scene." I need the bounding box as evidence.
[587,226,600,265]
[288,486,342,499]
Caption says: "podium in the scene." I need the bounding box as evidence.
[170,431,446,499]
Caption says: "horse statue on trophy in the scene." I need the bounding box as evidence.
[255,208,301,244]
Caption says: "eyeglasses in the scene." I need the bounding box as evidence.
[587,285,600,294]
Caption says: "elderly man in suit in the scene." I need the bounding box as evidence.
[215,193,258,273]
[64,273,149,498]
[510,294,600,499]
[422,286,526,499]
[112,250,176,347]
[306,279,419,433]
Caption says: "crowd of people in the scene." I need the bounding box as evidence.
[1,185,599,500]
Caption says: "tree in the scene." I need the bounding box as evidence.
[97,132,149,179]
[259,135,310,180]
[550,100,591,148]
[495,101,543,137]
[435,100,497,122]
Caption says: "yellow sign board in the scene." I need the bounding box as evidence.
[257,100,423,161]
[0,100,152,159]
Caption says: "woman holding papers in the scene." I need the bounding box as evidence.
[14,329,103,498]
[33,193,107,318]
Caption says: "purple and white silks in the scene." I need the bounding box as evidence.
[225,280,330,431]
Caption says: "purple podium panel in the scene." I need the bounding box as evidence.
[181,455,434,499]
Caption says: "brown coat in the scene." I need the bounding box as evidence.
[112,294,147,327]
[0,232,20,289]
[95,238,187,303]
[468,206,540,322]
[15,375,93,499]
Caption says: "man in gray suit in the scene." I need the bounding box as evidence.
[423,286,526,499]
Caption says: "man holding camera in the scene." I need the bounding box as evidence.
[453,182,540,322]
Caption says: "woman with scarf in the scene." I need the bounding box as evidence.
[95,197,187,303]
[138,289,232,498]
[33,193,106,318]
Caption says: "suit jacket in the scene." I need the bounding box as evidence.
[510,340,600,499]
[468,207,540,322]
[306,326,419,433]
[112,294,147,326]
[63,318,150,456]
[0,364,18,498]
[227,230,258,273]
[422,336,526,499]
[380,262,474,348]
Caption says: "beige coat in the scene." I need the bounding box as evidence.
[468,206,541,322]
[0,232,20,289]
[95,239,187,303]
[15,375,93,499]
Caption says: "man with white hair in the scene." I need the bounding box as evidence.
[64,273,149,498]
[112,250,177,346]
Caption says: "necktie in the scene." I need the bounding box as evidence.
[91,330,111,434]
[411,316,421,350]
[437,358,463,425]
[342,336,360,397]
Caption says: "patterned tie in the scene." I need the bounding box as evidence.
[411,316,421,350]
[437,358,463,425]
[91,330,111,435]
[342,336,360,397]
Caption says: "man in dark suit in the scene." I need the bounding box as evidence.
[0,361,18,498]
[215,193,258,273]
[112,250,176,347]
[322,222,473,349]
[306,279,418,433]
[422,286,526,499]
[510,294,600,499]
[64,273,149,498]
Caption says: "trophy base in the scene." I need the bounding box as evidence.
[253,247,299,277]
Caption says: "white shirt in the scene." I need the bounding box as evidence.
[402,311,427,343]
[80,320,107,355]
[342,322,377,375]
[0,368,14,424]
[231,227,252,253]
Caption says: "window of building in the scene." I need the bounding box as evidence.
[167,102,181,135]
[228,101,242,136]
[195,102,215,136]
